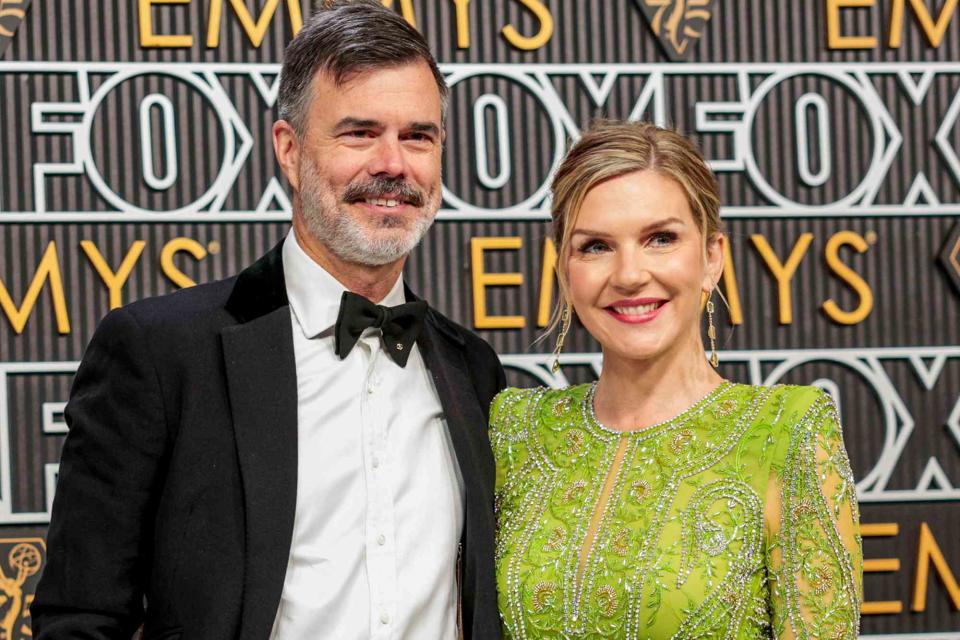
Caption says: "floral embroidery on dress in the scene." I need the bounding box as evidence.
[490,383,862,639]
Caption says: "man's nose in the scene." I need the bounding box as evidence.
[368,137,406,177]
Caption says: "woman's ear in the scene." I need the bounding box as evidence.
[704,232,725,292]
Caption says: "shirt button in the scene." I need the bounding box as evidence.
[379,611,390,625]
[372,457,380,469]
[377,534,386,546]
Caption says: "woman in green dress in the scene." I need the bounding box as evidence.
[490,121,862,639]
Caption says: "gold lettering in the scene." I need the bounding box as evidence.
[912,522,960,611]
[160,238,208,289]
[80,241,147,310]
[471,237,525,329]
[861,523,903,615]
[138,0,193,48]
[751,233,813,325]
[451,0,471,48]
[826,0,877,49]
[537,238,557,328]
[822,231,874,325]
[0,242,70,334]
[890,0,958,47]
[207,0,304,48]
[381,0,417,28]
[720,239,743,325]
[501,0,554,50]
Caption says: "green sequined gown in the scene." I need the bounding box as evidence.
[491,382,862,639]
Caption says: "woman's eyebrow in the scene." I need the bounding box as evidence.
[570,217,685,238]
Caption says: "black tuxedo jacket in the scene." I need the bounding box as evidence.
[32,241,506,640]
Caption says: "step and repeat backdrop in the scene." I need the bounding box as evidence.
[2,0,960,637]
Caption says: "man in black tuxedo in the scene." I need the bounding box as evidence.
[32,2,505,638]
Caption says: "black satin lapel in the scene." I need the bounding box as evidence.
[221,307,298,640]
[225,239,288,323]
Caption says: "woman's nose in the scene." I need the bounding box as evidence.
[610,252,652,292]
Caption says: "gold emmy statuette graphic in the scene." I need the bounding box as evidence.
[0,540,43,640]
[0,0,31,54]
[633,0,715,61]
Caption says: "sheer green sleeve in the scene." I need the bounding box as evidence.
[765,388,863,639]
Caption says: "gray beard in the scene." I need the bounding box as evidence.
[297,160,436,267]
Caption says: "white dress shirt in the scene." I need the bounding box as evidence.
[269,230,464,640]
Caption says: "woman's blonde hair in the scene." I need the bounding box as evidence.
[546,120,723,334]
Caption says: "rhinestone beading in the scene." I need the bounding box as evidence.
[490,384,862,640]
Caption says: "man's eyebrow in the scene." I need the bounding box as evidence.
[332,117,382,131]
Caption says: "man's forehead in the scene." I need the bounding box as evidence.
[311,60,438,95]
[307,63,443,124]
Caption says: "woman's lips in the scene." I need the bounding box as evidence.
[604,299,667,324]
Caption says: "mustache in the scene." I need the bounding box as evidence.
[342,177,425,208]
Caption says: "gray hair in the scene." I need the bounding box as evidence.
[277,0,448,135]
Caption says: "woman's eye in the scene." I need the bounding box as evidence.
[577,239,609,254]
[650,231,677,247]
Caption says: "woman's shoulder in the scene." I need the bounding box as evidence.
[490,384,589,424]
[723,381,828,403]
[724,382,834,413]
[490,386,539,424]
[491,385,540,407]
[732,384,840,444]
[489,385,593,473]
[763,384,837,421]
[713,385,842,471]
[768,382,833,403]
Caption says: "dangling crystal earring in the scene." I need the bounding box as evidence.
[551,305,572,373]
[705,294,719,368]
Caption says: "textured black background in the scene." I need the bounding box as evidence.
[2,1,959,636]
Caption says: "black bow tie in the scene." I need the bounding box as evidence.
[334,291,427,367]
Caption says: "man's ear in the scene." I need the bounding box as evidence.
[273,120,301,192]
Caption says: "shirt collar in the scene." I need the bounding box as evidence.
[282,229,405,339]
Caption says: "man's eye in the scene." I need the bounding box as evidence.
[405,132,435,144]
[346,130,373,138]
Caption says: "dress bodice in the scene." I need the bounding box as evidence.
[490,383,862,639]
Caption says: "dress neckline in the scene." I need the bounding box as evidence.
[583,380,735,437]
